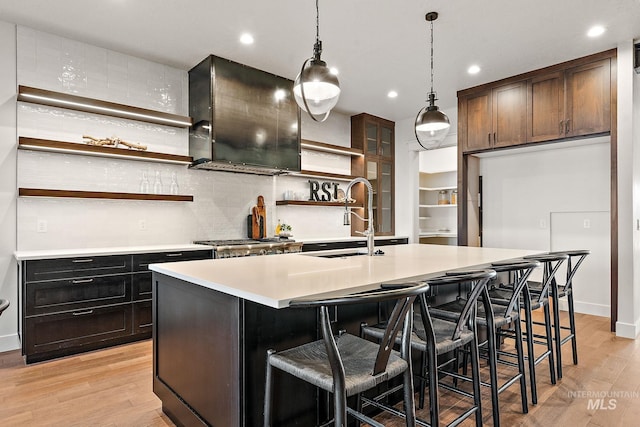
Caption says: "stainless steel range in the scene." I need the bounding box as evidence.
[193,238,303,258]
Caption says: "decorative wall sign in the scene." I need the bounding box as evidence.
[308,180,340,202]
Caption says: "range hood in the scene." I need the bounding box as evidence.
[189,55,301,175]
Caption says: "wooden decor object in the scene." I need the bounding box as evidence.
[83,135,147,151]
[251,195,267,239]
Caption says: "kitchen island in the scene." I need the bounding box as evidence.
[150,244,539,427]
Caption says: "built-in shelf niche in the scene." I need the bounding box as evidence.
[17,85,193,128]
[18,137,193,165]
[19,188,193,202]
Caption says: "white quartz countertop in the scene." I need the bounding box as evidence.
[150,244,540,309]
[14,244,214,260]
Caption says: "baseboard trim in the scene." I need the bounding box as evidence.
[0,333,21,353]
[557,298,610,318]
[615,320,640,339]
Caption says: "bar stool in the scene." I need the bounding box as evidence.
[0,299,9,316]
[527,250,589,379]
[428,261,536,427]
[361,269,496,427]
[263,281,429,427]
[515,253,567,402]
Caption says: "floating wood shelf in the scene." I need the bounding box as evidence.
[290,170,359,181]
[419,204,458,208]
[301,139,364,157]
[419,186,457,191]
[19,188,193,202]
[17,86,193,128]
[276,200,363,208]
[18,137,193,165]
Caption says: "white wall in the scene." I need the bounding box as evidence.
[618,39,640,338]
[480,139,611,317]
[0,22,18,352]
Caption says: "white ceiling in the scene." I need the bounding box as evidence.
[1,0,639,122]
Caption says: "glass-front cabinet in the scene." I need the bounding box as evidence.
[352,113,395,236]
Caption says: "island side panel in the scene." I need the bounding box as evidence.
[153,272,240,426]
[242,300,319,427]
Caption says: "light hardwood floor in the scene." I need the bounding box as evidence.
[0,312,638,426]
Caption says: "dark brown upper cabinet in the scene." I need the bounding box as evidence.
[460,82,527,152]
[528,58,611,142]
[564,58,611,137]
[459,50,613,153]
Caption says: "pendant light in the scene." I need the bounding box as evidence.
[415,12,450,150]
[293,0,340,122]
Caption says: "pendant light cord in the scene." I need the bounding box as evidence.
[429,18,434,96]
[316,0,320,44]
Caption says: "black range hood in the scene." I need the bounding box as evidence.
[189,55,301,175]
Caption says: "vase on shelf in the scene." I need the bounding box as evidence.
[139,171,150,194]
[153,170,163,194]
[170,172,179,195]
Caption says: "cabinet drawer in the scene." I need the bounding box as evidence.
[132,250,213,272]
[25,255,130,282]
[132,272,152,301]
[376,238,408,246]
[25,275,131,316]
[24,304,132,355]
[133,300,152,335]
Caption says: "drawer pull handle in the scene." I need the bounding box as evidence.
[317,244,328,247]
[72,278,94,284]
[72,309,94,316]
[72,258,94,263]
[166,253,183,257]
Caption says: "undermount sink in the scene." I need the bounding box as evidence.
[302,249,385,259]
[317,252,367,259]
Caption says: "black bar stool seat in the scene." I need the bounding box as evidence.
[264,281,430,427]
[268,333,409,396]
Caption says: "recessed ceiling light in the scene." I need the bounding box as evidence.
[387,90,398,98]
[587,25,605,38]
[467,65,481,74]
[240,33,254,45]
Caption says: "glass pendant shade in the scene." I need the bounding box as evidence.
[293,58,340,118]
[415,103,450,149]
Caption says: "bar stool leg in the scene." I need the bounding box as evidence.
[485,318,501,427]
[568,291,578,365]
[469,325,483,427]
[522,302,538,404]
[543,303,557,385]
[264,349,275,427]
[514,314,529,413]
[551,285,563,379]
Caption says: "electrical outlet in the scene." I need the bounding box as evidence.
[583,219,591,229]
[37,219,48,233]
[139,219,147,231]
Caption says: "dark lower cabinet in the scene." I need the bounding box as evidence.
[21,248,213,363]
[24,304,132,363]
[301,237,408,253]
[133,300,152,336]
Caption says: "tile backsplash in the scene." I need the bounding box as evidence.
[17,26,186,114]
[16,26,354,251]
